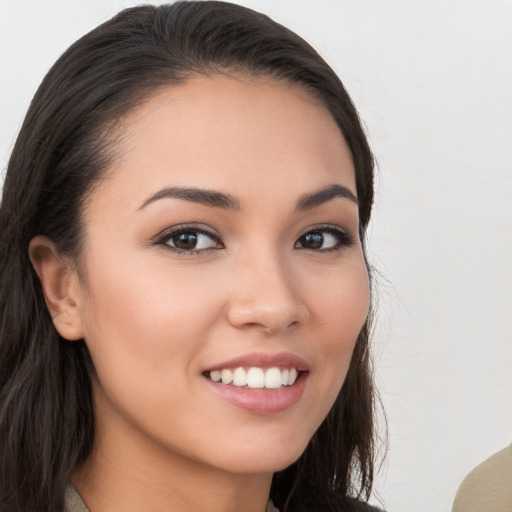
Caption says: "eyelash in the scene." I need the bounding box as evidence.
[153,224,224,255]
[294,224,355,252]
[153,223,355,255]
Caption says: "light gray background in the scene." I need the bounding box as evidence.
[1,1,511,511]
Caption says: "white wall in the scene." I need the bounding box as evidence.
[1,1,511,511]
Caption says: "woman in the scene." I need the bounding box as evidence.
[0,2,381,511]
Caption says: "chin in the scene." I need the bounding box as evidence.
[208,437,310,475]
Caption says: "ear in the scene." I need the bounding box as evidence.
[28,235,84,341]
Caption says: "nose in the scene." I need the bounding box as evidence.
[226,248,309,334]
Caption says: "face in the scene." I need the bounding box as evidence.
[70,76,370,476]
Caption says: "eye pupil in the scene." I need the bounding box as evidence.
[173,232,197,249]
[302,232,323,249]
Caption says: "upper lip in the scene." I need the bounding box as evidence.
[206,352,309,372]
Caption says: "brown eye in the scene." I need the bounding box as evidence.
[172,232,199,250]
[157,226,223,254]
[298,232,324,249]
[295,227,355,251]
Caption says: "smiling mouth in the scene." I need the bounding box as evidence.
[204,367,301,390]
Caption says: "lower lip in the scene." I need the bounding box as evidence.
[205,373,307,414]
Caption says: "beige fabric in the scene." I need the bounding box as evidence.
[452,444,512,512]
[64,484,280,512]
[64,485,89,512]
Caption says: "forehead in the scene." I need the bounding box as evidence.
[97,75,356,207]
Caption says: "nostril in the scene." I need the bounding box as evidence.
[226,283,309,332]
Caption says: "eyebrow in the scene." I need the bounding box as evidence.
[139,186,241,211]
[295,184,358,210]
[138,183,357,212]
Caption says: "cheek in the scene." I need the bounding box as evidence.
[308,257,370,388]
[78,255,224,393]
[77,257,231,450]
[312,255,370,339]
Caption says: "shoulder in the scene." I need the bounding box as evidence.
[452,445,512,512]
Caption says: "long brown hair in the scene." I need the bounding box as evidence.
[0,3,378,511]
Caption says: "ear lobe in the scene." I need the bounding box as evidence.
[28,235,84,341]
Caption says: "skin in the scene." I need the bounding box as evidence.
[30,75,370,512]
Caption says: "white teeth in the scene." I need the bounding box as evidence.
[247,367,265,388]
[209,367,300,389]
[221,369,233,385]
[233,367,248,386]
[210,370,222,382]
[265,367,283,389]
